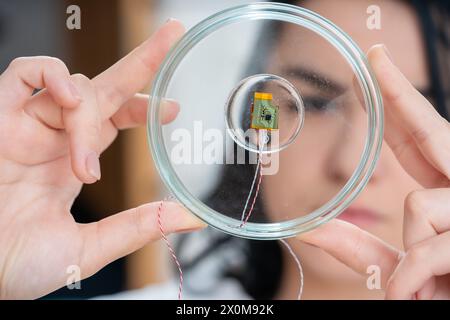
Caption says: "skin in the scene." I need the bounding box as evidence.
[260,0,450,299]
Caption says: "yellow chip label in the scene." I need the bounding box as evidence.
[254,92,273,100]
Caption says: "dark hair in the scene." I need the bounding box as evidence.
[178,0,450,300]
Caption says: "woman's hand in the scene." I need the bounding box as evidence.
[297,44,450,299]
[0,19,205,299]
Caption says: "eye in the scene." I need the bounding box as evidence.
[302,96,332,112]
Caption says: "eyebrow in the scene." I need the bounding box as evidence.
[283,66,434,102]
[282,66,346,95]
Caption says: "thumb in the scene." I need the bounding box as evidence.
[77,201,206,279]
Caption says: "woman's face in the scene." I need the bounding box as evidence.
[262,0,428,289]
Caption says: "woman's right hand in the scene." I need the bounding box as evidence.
[0,19,205,300]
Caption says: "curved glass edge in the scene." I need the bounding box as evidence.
[147,2,384,240]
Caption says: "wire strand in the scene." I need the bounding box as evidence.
[280,239,304,300]
[240,158,261,221]
[240,164,263,227]
[158,198,183,300]
[240,130,266,227]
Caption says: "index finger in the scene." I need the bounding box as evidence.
[93,19,184,119]
[368,44,450,187]
[297,219,402,288]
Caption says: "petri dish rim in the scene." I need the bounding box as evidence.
[147,2,384,240]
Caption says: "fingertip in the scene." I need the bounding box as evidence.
[164,18,186,38]
[162,201,207,234]
[161,98,180,124]
[70,147,101,185]
[45,79,81,110]
[67,79,83,105]
[154,18,185,53]
[367,44,395,74]
[367,43,390,61]
[85,151,101,182]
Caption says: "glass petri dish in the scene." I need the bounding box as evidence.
[147,2,383,240]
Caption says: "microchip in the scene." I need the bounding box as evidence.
[250,92,279,130]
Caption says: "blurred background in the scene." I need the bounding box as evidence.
[0,0,253,299]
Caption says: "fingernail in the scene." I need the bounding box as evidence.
[165,17,176,24]
[165,98,179,106]
[68,81,82,102]
[86,152,101,181]
[381,44,394,63]
[177,225,207,234]
[161,98,180,123]
[163,98,180,112]
[177,211,207,233]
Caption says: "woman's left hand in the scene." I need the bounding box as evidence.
[297,44,450,299]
